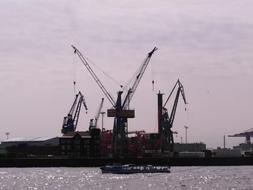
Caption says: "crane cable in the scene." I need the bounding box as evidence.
[150,57,155,91]
[122,62,143,92]
[123,54,155,94]
[184,101,190,131]
[122,55,150,93]
[72,53,77,95]
[84,55,123,90]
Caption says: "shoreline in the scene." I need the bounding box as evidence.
[0,157,253,167]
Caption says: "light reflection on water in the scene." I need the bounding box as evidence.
[0,166,253,190]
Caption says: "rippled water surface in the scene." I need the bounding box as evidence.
[0,166,253,190]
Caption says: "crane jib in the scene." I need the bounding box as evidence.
[71,45,116,107]
[122,47,157,109]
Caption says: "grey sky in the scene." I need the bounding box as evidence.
[1,0,253,148]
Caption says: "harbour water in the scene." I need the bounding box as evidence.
[0,166,252,190]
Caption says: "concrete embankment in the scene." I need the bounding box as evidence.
[0,157,253,167]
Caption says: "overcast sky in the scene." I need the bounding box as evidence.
[1,0,253,148]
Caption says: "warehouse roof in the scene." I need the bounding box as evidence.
[1,137,58,143]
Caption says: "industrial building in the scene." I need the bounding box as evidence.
[59,129,101,158]
[174,143,206,152]
[0,137,59,157]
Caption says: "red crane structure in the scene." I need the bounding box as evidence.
[71,45,157,158]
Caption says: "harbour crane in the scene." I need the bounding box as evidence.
[228,128,253,149]
[62,91,88,134]
[89,98,104,130]
[110,47,157,158]
[71,45,157,158]
[159,79,187,152]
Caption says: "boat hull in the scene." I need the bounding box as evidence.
[100,165,170,174]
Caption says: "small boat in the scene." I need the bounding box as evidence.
[100,164,170,174]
